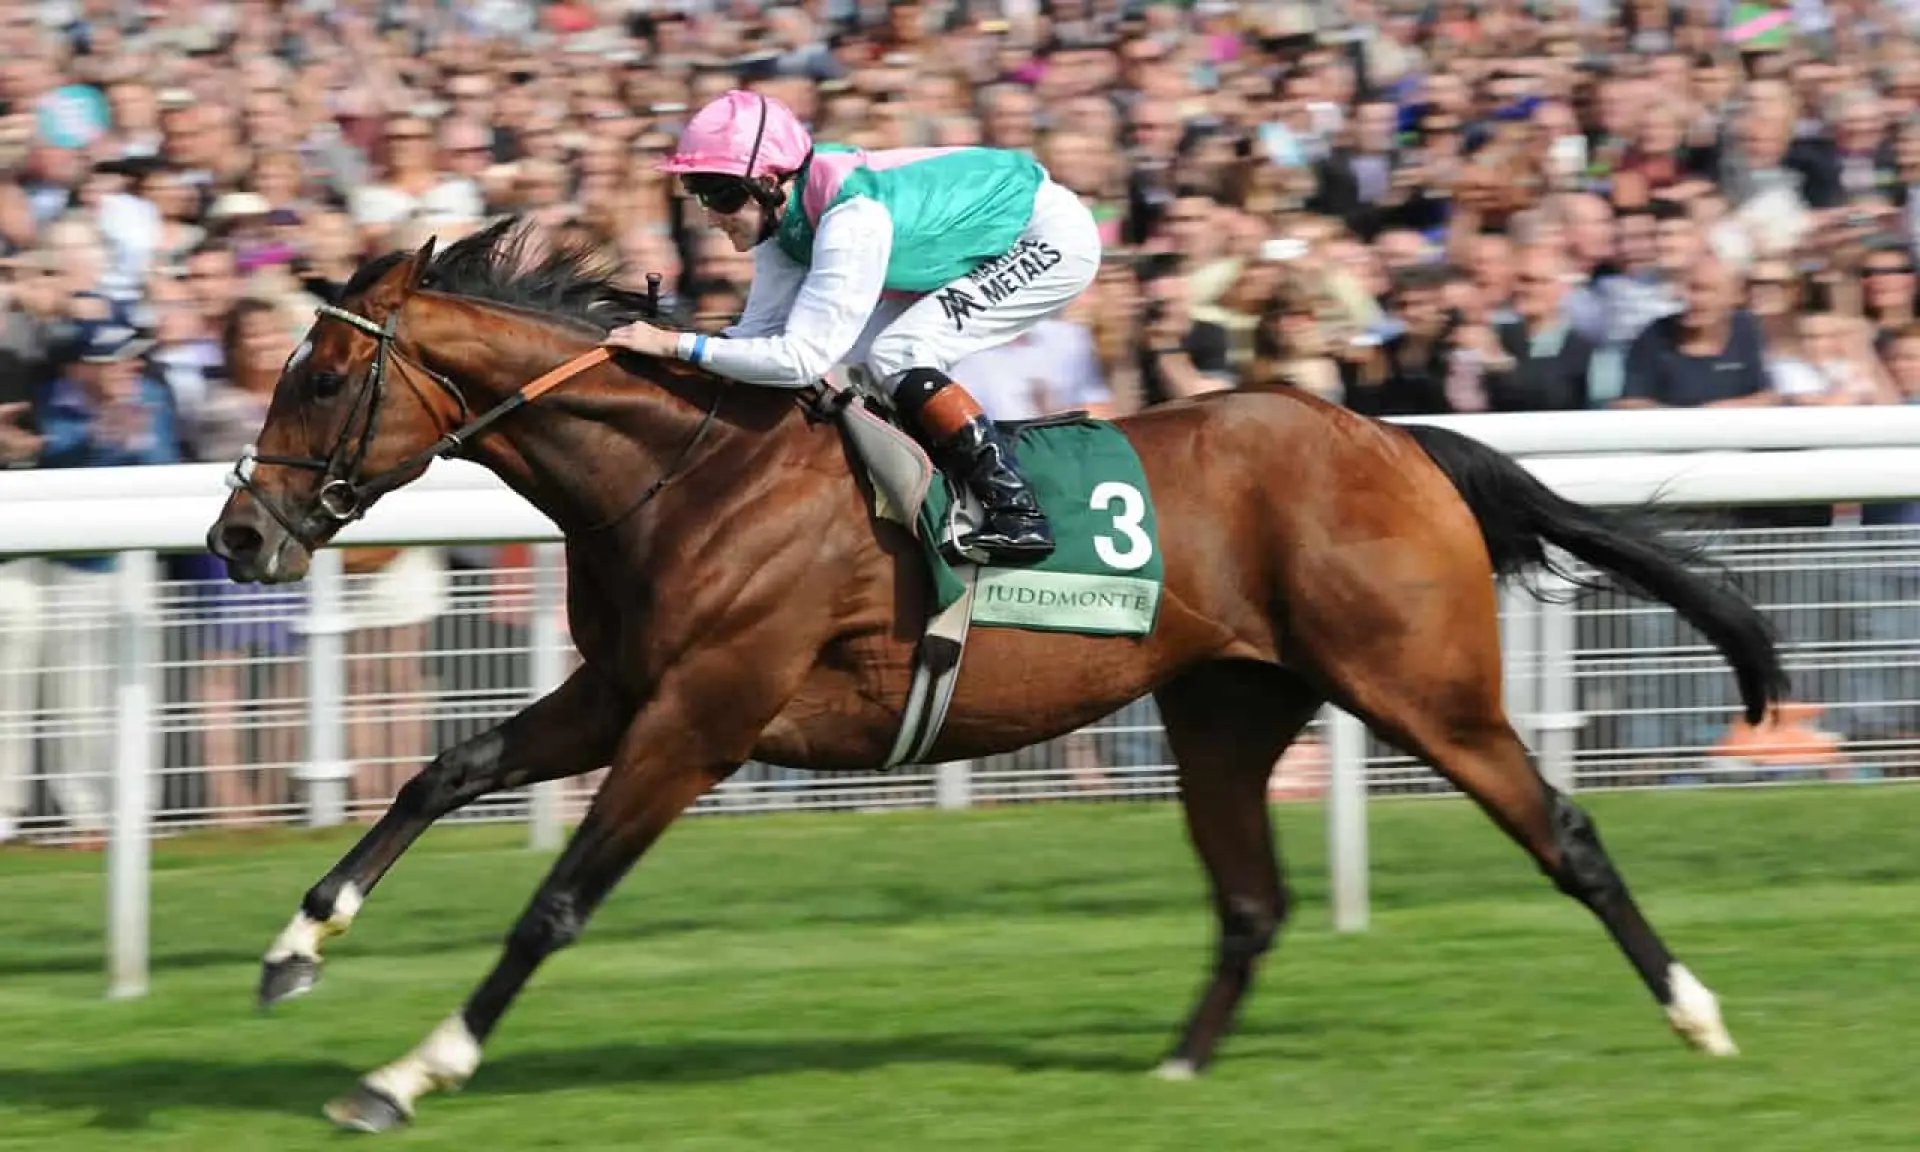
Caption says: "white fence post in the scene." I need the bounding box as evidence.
[528,543,567,851]
[107,549,157,1001]
[1501,582,1539,747]
[933,761,972,810]
[298,549,351,827]
[1325,705,1369,933]
[1536,569,1582,793]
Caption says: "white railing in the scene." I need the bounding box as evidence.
[7,407,1920,996]
[1403,406,1920,453]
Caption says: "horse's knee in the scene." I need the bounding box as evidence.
[391,771,443,820]
[395,731,506,818]
[507,888,584,961]
[1542,787,1625,906]
[1217,893,1284,970]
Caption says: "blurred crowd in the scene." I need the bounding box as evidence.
[8,0,1920,839]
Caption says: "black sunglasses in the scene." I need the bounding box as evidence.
[683,174,756,215]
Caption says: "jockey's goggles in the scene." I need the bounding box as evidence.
[683,173,757,215]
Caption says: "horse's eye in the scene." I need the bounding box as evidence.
[312,371,345,399]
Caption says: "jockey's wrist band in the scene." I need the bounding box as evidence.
[674,333,710,364]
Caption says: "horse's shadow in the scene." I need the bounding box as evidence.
[0,1019,1343,1131]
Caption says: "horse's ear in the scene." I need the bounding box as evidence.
[363,238,437,313]
[407,236,437,292]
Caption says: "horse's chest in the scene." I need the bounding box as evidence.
[562,562,665,690]
[565,605,666,692]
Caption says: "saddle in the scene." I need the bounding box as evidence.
[799,369,1087,563]
[795,371,1089,770]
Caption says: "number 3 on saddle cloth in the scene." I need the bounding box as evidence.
[820,380,1166,768]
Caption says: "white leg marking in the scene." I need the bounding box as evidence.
[263,881,364,963]
[362,1013,484,1115]
[1665,963,1738,1056]
[1152,1058,1197,1081]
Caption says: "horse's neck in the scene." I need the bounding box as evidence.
[444,344,789,541]
[486,371,727,536]
[409,299,810,543]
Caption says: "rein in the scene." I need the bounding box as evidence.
[227,300,721,549]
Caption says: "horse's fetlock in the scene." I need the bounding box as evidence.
[1544,787,1623,904]
[301,878,345,924]
[509,889,584,959]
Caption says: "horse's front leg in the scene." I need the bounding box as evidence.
[320,651,777,1132]
[259,665,630,1008]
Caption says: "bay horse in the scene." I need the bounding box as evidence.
[207,218,1783,1133]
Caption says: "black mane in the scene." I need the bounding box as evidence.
[343,215,673,334]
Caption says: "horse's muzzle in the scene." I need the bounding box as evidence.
[207,507,307,585]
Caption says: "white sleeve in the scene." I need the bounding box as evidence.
[722,242,807,339]
[695,197,893,389]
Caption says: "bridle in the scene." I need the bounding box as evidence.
[227,289,719,551]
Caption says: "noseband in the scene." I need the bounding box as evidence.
[225,301,628,552]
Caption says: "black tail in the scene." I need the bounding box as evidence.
[1402,424,1789,724]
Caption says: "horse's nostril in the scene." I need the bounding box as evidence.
[220,523,265,560]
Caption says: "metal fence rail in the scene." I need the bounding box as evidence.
[5,519,1918,846]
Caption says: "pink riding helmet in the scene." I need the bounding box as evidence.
[658,90,814,179]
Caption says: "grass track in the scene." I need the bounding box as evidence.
[1,786,1916,1151]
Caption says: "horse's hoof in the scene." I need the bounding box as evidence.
[324,1082,410,1134]
[258,955,321,1010]
[1665,963,1739,1057]
[1151,1058,1198,1082]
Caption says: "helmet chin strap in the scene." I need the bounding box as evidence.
[752,148,810,244]
[742,93,808,245]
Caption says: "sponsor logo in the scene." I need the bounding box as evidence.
[933,239,1065,331]
[972,570,1161,634]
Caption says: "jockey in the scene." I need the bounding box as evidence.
[602,89,1103,564]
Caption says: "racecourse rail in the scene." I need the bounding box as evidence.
[7,405,1920,1001]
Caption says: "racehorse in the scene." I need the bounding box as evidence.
[206,217,1784,1133]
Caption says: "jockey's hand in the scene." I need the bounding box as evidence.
[601,321,679,359]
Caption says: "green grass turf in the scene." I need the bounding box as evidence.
[1,786,1915,1151]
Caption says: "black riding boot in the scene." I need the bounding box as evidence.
[893,368,1055,564]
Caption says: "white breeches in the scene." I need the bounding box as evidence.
[847,179,1102,391]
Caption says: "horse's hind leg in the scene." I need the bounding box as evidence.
[1400,719,1733,1054]
[1316,592,1738,1057]
[1153,661,1323,1079]
[258,666,629,1008]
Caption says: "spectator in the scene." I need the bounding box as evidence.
[1888,320,1920,404]
[949,316,1117,422]
[1614,255,1774,410]
[33,319,180,845]
[1862,236,1916,348]
[1133,252,1233,403]
[1793,294,1901,406]
[1343,261,1460,417]
[1243,272,1342,403]
[0,251,52,845]
[1482,243,1600,412]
